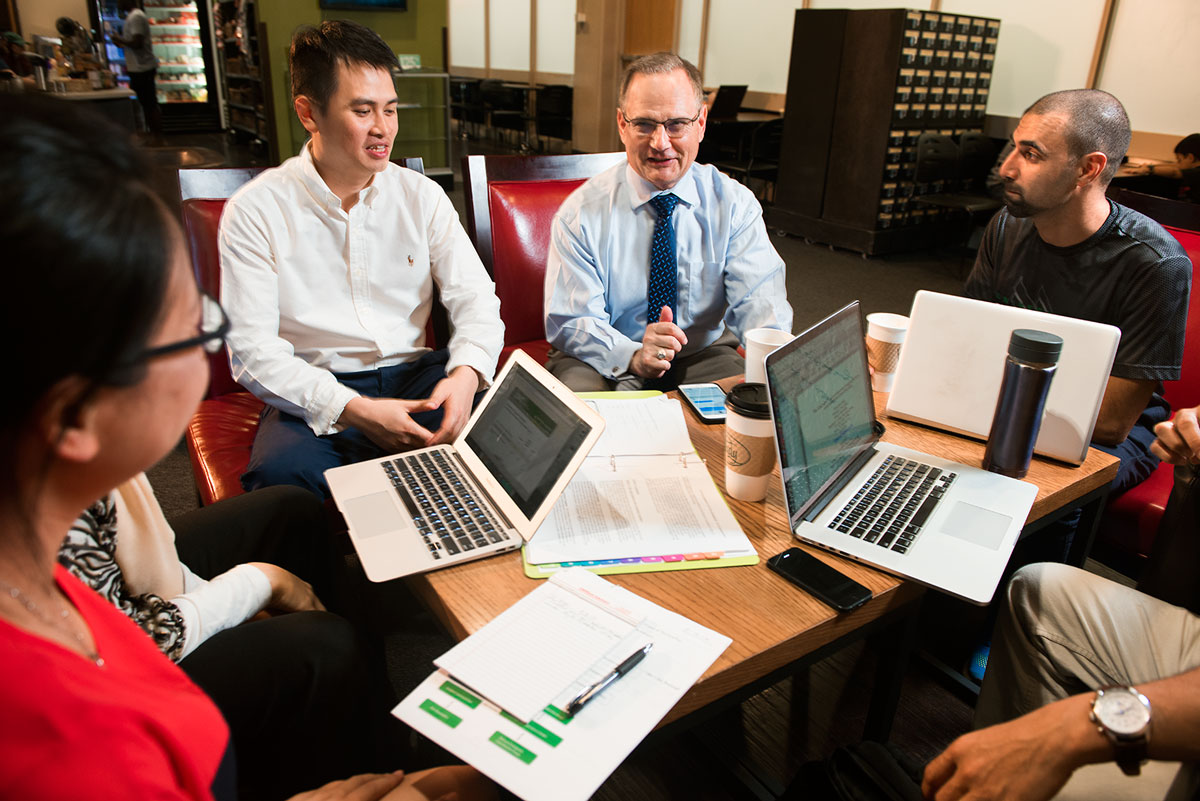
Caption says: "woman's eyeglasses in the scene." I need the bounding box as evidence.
[136,292,230,363]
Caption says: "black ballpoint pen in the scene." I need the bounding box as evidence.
[565,643,654,719]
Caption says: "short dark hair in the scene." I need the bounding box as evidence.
[290,20,398,110]
[0,94,175,522]
[1025,89,1131,185]
[618,52,704,109]
[1175,134,1200,160]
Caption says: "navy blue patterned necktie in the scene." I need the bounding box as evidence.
[647,192,680,324]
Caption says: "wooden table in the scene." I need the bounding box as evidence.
[409,378,1119,731]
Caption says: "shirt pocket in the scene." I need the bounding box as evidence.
[681,260,725,331]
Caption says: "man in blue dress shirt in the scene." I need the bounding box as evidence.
[543,52,793,391]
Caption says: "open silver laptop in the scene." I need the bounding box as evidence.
[764,302,1038,605]
[887,291,1120,465]
[326,349,605,582]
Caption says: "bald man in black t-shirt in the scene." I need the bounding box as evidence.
[965,89,1191,497]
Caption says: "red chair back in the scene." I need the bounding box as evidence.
[1162,225,1200,410]
[487,179,587,346]
[463,153,627,364]
[178,167,266,400]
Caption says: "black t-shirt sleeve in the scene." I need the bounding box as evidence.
[964,211,1003,300]
[1109,246,1191,382]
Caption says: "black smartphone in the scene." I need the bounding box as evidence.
[766,548,872,612]
[678,382,727,422]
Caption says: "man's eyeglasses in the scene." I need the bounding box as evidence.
[136,292,230,363]
[620,109,702,138]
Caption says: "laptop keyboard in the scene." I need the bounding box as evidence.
[382,451,508,561]
[828,456,957,554]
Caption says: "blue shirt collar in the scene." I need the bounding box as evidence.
[624,163,701,212]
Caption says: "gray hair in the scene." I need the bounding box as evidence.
[1025,89,1131,185]
[618,52,705,109]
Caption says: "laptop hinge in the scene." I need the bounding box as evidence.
[802,444,879,523]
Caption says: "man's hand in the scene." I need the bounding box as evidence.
[426,367,482,446]
[339,395,439,453]
[922,695,1106,801]
[247,563,326,614]
[288,772,405,801]
[1152,405,1200,466]
[629,305,688,379]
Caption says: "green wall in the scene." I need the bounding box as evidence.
[255,0,447,160]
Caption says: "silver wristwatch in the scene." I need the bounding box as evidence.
[1090,686,1152,776]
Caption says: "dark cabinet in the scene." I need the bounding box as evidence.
[767,8,999,255]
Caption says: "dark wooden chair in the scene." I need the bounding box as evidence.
[1094,191,1200,575]
[461,152,627,368]
[179,158,428,505]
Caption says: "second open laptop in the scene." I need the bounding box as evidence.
[326,349,606,582]
[764,302,1038,605]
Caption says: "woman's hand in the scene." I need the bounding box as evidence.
[247,562,326,613]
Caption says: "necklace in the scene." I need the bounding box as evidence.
[0,576,104,667]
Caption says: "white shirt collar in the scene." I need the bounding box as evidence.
[299,141,381,211]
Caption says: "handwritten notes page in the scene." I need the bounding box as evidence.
[433,570,645,722]
[394,568,731,801]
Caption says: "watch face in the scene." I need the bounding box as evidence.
[1096,691,1151,735]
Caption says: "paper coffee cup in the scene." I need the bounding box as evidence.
[724,383,775,502]
[744,327,794,384]
[865,312,909,393]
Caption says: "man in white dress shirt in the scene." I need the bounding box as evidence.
[543,52,792,391]
[219,21,503,498]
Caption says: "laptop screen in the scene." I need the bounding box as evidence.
[464,361,594,519]
[766,302,878,525]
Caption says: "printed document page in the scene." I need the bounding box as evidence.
[585,396,693,456]
[526,454,754,563]
[394,568,731,801]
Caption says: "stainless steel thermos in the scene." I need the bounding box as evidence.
[982,329,1063,479]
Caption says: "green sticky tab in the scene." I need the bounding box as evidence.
[543,705,572,723]
[499,712,562,747]
[439,680,481,708]
[419,699,461,728]
[523,719,562,747]
[490,731,537,764]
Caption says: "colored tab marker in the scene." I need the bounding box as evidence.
[490,731,537,764]
[543,705,572,723]
[662,554,685,562]
[419,699,461,728]
[683,553,707,561]
[641,555,664,563]
[500,711,563,747]
[439,680,481,708]
[620,557,642,564]
[703,552,725,559]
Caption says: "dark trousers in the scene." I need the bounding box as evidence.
[243,350,452,499]
[173,487,396,801]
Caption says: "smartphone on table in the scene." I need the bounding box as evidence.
[678,382,727,423]
[767,547,872,612]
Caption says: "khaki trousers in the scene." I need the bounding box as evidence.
[976,563,1200,800]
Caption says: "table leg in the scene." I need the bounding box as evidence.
[864,596,921,742]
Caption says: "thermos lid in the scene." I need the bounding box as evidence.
[725,382,772,419]
[1008,329,1063,364]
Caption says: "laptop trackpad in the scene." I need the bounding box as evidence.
[343,492,401,539]
[939,502,1010,551]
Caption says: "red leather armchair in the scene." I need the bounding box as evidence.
[1095,190,1200,573]
[179,159,431,505]
[461,152,626,367]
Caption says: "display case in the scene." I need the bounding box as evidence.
[393,70,452,187]
[215,0,277,161]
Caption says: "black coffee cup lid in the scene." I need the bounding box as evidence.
[725,382,771,419]
[1008,329,1063,364]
